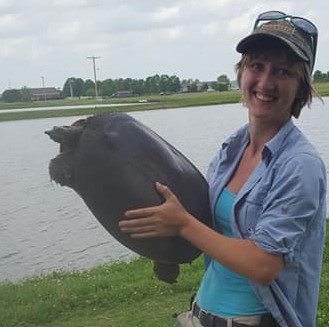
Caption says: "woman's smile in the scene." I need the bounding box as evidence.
[254,92,276,103]
[240,52,300,126]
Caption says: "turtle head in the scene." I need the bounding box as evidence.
[45,119,86,189]
[45,119,85,152]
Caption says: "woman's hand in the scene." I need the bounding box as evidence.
[119,183,283,284]
[118,182,192,238]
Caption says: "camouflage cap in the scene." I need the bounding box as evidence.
[236,21,314,71]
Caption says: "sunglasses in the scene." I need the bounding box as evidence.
[253,11,318,69]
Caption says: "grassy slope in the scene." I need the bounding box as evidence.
[0,221,328,327]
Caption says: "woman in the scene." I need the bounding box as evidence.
[119,11,327,327]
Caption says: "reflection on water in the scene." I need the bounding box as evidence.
[0,99,328,282]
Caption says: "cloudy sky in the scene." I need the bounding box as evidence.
[0,0,328,92]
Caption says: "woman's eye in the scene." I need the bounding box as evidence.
[250,62,262,70]
[277,68,293,76]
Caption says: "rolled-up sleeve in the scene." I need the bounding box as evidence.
[249,153,326,263]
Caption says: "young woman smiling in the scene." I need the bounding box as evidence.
[119,11,326,327]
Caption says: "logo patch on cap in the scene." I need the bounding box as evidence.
[259,21,295,35]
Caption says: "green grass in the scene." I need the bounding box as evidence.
[1,82,328,122]
[1,82,329,122]
[314,82,329,96]
[0,258,202,327]
[0,91,242,122]
[0,221,328,327]
[0,91,240,121]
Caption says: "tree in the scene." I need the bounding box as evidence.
[217,74,230,91]
[62,77,85,98]
[20,87,32,102]
[313,70,329,83]
[2,89,22,102]
[217,74,230,84]
[169,75,181,93]
[75,78,84,98]
[62,78,73,97]
[83,79,95,96]
[130,79,145,96]
[102,79,116,97]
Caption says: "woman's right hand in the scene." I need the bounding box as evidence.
[118,182,193,238]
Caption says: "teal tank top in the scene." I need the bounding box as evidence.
[196,187,267,317]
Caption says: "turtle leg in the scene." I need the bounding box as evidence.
[48,152,76,188]
[153,261,180,284]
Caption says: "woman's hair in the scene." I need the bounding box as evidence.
[235,43,317,118]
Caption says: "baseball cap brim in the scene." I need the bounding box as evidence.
[236,32,309,62]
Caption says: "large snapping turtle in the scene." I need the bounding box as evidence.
[45,112,211,283]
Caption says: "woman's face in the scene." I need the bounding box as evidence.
[240,51,300,126]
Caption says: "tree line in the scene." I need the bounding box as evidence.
[1,70,329,103]
[61,74,231,98]
[1,74,231,103]
[313,70,329,83]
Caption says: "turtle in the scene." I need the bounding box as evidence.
[45,112,211,283]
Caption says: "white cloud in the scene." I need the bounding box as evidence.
[0,0,327,91]
[152,6,180,22]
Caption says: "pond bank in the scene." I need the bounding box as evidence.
[0,220,328,327]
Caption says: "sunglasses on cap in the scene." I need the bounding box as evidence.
[253,11,318,68]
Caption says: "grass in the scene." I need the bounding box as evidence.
[0,91,242,122]
[0,221,328,327]
[314,82,329,96]
[0,258,202,327]
[1,83,329,123]
[1,82,329,122]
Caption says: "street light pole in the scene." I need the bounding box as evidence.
[41,76,46,102]
[86,56,101,99]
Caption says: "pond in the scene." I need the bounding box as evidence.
[1,99,328,282]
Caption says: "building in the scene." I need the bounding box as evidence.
[30,87,61,101]
[112,90,132,98]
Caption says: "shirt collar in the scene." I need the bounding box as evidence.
[223,120,296,167]
[263,119,296,165]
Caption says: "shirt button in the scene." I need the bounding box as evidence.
[281,204,288,213]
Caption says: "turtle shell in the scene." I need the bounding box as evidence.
[46,112,211,282]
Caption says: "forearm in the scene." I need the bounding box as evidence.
[119,182,283,285]
[180,214,283,285]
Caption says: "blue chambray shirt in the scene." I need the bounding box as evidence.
[206,119,327,327]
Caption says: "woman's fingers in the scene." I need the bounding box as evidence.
[118,182,188,238]
[119,217,154,229]
[124,207,155,219]
[119,216,164,238]
[155,182,177,201]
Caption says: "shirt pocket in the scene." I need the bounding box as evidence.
[238,186,268,238]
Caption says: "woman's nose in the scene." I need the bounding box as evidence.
[257,69,276,91]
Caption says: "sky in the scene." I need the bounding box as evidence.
[0,0,328,92]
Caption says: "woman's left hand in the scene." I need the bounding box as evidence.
[118,182,192,238]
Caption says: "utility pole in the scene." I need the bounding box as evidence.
[86,56,101,99]
[41,76,46,102]
[69,80,74,98]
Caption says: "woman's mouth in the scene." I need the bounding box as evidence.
[255,92,276,102]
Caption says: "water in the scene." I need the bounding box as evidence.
[0,102,148,114]
[1,99,328,282]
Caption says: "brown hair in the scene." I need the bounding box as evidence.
[235,45,317,119]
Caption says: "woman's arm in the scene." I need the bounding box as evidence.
[119,182,283,285]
